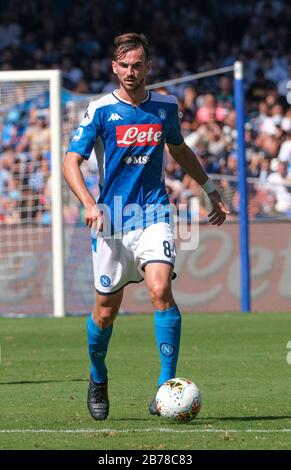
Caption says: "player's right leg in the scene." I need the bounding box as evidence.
[135,222,181,416]
[88,230,143,420]
[144,263,181,416]
[87,289,123,421]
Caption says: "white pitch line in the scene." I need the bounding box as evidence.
[1,428,291,434]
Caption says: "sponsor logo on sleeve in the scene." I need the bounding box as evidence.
[79,110,92,126]
[72,126,84,141]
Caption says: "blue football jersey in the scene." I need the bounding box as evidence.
[68,90,184,233]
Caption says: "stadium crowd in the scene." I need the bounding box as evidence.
[1,0,291,225]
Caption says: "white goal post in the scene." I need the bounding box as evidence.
[0,70,65,317]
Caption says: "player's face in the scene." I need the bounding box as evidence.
[112,47,151,93]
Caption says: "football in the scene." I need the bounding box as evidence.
[155,377,202,422]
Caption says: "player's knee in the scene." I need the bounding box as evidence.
[92,308,115,329]
[148,282,171,305]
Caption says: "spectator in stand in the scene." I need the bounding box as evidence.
[263,53,287,86]
[259,156,272,183]
[88,59,107,94]
[1,119,18,149]
[216,75,234,110]
[0,12,21,50]
[255,156,276,214]
[19,177,39,224]
[61,56,83,90]
[247,68,276,106]
[267,161,291,214]
[0,156,10,197]
[281,109,291,136]
[28,154,49,194]
[5,176,21,223]
[182,86,197,122]
[278,130,291,168]
[18,115,50,156]
[196,93,226,124]
[220,152,239,213]
[254,114,282,159]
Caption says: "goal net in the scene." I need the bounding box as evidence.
[0,71,63,316]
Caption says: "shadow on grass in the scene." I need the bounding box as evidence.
[0,379,87,385]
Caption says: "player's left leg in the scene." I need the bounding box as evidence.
[87,289,123,421]
[144,262,181,415]
[88,290,123,384]
[144,262,181,386]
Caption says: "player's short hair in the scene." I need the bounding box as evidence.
[113,33,150,62]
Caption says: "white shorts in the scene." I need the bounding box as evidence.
[92,222,176,294]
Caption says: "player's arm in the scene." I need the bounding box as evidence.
[63,152,102,229]
[167,142,230,226]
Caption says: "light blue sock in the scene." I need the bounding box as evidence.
[87,314,113,384]
[154,305,181,386]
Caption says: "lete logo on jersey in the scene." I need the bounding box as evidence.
[116,124,162,147]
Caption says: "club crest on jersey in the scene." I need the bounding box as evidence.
[108,113,123,121]
[124,155,150,165]
[116,124,162,147]
[158,108,167,120]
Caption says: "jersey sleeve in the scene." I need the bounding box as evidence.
[67,101,101,159]
[165,102,184,146]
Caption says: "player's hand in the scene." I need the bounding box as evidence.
[84,203,103,232]
[207,190,230,226]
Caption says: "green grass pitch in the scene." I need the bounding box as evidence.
[0,312,291,450]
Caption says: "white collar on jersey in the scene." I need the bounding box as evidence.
[112,89,150,105]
